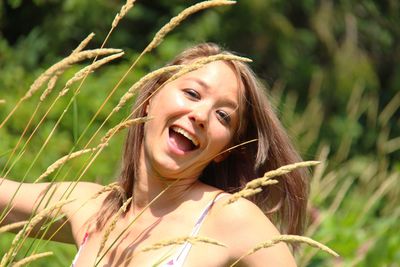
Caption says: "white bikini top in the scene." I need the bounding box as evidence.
[161,193,228,266]
[71,193,228,267]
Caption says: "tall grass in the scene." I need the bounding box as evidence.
[1,0,398,266]
[270,71,400,266]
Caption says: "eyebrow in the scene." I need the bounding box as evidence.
[184,77,239,109]
[186,77,210,90]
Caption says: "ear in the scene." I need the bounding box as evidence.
[145,98,151,115]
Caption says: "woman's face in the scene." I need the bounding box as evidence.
[142,61,241,180]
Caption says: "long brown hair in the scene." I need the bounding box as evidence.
[97,43,309,236]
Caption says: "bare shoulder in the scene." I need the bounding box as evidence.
[209,196,280,241]
[60,181,105,202]
[44,181,105,210]
[208,196,297,267]
[57,182,108,239]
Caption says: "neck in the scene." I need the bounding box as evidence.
[131,148,200,214]
[132,173,199,211]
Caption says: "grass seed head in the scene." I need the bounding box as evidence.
[39,71,62,101]
[100,117,151,147]
[225,161,320,205]
[145,1,236,53]
[24,48,122,100]
[230,234,338,267]
[90,182,127,203]
[1,199,73,266]
[112,0,137,28]
[97,197,133,257]
[0,221,28,235]
[35,148,97,183]
[166,54,252,85]
[72,32,95,55]
[114,65,182,112]
[60,52,124,97]
[11,252,53,267]
[141,236,227,252]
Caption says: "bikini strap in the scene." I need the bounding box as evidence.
[71,232,90,267]
[166,192,229,266]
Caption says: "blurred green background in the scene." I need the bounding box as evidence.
[0,0,399,266]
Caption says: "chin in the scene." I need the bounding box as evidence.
[150,156,184,176]
[154,159,203,180]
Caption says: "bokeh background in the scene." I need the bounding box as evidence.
[0,0,399,266]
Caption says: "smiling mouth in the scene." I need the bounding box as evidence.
[169,126,200,152]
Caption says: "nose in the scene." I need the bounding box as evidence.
[189,104,209,129]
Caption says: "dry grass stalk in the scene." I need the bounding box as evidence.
[0,32,95,142]
[112,0,137,28]
[0,99,5,104]
[11,251,53,267]
[378,91,400,126]
[113,65,182,112]
[12,49,123,185]
[90,182,126,203]
[1,199,73,266]
[144,0,236,53]
[327,178,353,215]
[34,148,97,183]
[96,197,133,257]
[0,221,28,234]
[38,182,126,246]
[79,1,236,147]
[95,180,181,266]
[167,54,252,84]
[92,1,234,134]
[23,48,122,100]
[226,161,320,204]
[141,236,226,252]
[117,54,250,117]
[228,183,275,200]
[108,1,236,113]
[60,52,125,97]
[72,32,95,55]
[229,234,338,267]
[100,117,151,146]
[385,136,400,154]
[39,71,62,101]
[359,172,398,222]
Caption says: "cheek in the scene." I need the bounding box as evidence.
[174,93,186,107]
[143,121,154,140]
[149,89,185,113]
[209,121,234,147]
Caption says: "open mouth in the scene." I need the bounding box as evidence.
[169,126,200,152]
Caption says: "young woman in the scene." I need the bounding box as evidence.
[0,43,308,266]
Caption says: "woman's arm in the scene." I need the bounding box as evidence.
[0,178,103,244]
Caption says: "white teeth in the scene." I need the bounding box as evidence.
[171,126,199,147]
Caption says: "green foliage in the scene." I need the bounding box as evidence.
[0,0,399,266]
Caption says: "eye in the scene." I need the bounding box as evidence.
[216,110,231,125]
[183,88,200,100]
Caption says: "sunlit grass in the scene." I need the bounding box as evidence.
[1,0,398,266]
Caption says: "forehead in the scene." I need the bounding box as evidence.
[178,61,242,103]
